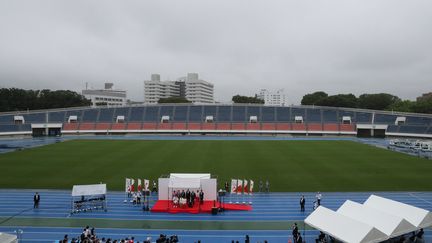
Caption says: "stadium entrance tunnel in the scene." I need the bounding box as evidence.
[356,124,387,138]
[31,123,62,137]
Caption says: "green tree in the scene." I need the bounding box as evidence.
[358,93,401,110]
[158,96,191,103]
[316,94,358,108]
[387,100,415,112]
[301,91,328,105]
[232,95,264,104]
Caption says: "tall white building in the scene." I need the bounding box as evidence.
[257,89,288,106]
[144,73,214,104]
[82,83,127,107]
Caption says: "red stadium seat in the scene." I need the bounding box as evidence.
[323,123,338,131]
[307,123,322,131]
[202,123,216,130]
[127,122,142,130]
[95,123,111,130]
[276,123,290,130]
[63,123,79,130]
[188,123,201,130]
[246,123,261,130]
[172,123,187,130]
[231,123,245,130]
[340,124,356,132]
[158,123,172,130]
[79,123,95,130]
[292,123,306,131]
[111,123,126,130]
[261,123,276,130]
[217,123,231,130]
[142,123,157,130]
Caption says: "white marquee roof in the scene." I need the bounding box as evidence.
[169,173,211,179]
[72,184,107,197]
[168,178,201,189]
[364,195,432,228]
[305,206,387,243]
[337,200,416,238]
[0,233,17,243]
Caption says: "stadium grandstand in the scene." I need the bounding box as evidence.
[0,104,431,138]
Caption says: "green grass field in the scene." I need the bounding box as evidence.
[0,139,431,191]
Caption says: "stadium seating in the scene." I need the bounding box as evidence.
[1,104,432,138]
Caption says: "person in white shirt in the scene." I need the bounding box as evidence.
[316,192,322,205]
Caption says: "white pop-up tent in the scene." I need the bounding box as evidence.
[71,184,107,214]
[0,233,17,243]
[364,195,432,228]
[304,206,388,243]
[337,200,416,238]
[158,173,217,201]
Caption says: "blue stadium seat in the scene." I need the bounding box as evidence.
[159,106,174,121]
[82,109,99,122]
[173,106,188,122]
[188,106,203,122]
[0,124,31,132]
[48,111,66,123]
[247,106,261,121]
[98,108,115,122]
[262,107,275,122]
[356,112,372,123]
[144,106,160,122]
[398,125,428,134]
[427,127,432,134]
[374,114,397,124]
[232,106,246,122]
[276,107,290,122]
[322,109,338,123]
[216,106,231,122]
[113,107,130,122]
[23,113,45,123]
[386,125,399,133]
[129,107,144,122]
[0,115,14,124]
[203,106,217,121]
[405,116,432,126]
[305,108,321,122]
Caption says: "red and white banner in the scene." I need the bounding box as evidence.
[130,178,135,192]
[137,179,142,191]
[249,180,254,194]
[244,180,249,194]
[236,179,243,194]
[230,179,237,194]
[144,179,150,191]
[125,178,130,193]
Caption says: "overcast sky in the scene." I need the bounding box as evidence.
[0,0,431,104]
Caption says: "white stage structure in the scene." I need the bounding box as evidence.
[305,195,432,243]
[71,184,107,214]
[0,232,17,243]
[158,173,217,201]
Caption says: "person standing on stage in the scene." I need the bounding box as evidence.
[191,190,196,207]
[33,192,40,209]
[199,190,204,205]
[300,195,305,212]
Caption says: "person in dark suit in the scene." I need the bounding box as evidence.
[33,192,40,208]
[199,190,204,205]
[300,195,305,212]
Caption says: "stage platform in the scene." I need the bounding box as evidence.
[151,200,252,214]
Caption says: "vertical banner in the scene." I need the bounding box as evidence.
[243,180,249,194]
[144,179,150,191]
[125,178,130,193]
[249,180,254,194]
[236,179,243,195]
[230,179,237,194]
[137,179,142,191]
[130,179,135,192]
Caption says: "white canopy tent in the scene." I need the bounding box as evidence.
[337,200,417,238]
[364,195,432,228]
[0,233,17,243]
[159,173,217,201]
[169,173,211,179]
[72,184,107,197]
[168,178,201,189]
[304,206,388,243]
[71,184,107,214]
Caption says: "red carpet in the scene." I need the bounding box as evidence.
[151,200,252,214]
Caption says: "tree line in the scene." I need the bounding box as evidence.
[0,88,91,112]
[300,91,432,114]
